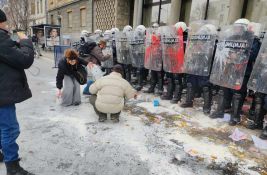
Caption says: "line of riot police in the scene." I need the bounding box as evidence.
[75,18,267,140]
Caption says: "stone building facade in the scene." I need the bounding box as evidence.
[93,0,133,31]
[48,0,93,41]
[43,0,267,42]
[29,0,47,26]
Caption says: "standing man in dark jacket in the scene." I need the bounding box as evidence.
[0,9,34,175]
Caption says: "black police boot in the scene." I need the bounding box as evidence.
[155,73,164,96]
[144,71,157,93]
[209,90,225,119]
[161,78,174,100]
[6,160,34,175]
[203,86,212,115]
[171,80,182,104]
[0,151,3,162]
[126,65,131,83]
[180,83,194,108]
[249,96,256,116]
[247,96,264,130]
[260,126,267,140]
[229,93,242,126]
[111,113,120,123]
[135,68,144,91]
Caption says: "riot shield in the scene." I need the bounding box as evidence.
[101,36,114,68]
[209,24,255,90]
[115,32,131,65]
[144,28,162,71]
[160,26,184,73]
[128,31,145,68]
[184,20,218,76]
[248,34,267,94]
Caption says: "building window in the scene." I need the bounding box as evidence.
[31,2,35,15]
[40,0,43,14]
[68,11,72,28]
[80,8,86,27]
[37,0,40,14]
[143,0,171,26]
[51,14,54,25]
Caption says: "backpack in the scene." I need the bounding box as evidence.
[79,41,97,57]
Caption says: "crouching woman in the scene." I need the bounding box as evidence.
[56,49,88,106]
[89,65,137,122]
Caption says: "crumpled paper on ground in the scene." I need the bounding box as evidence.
[229,128,247,141]
[251,135,267,150]
[217,114,231,122]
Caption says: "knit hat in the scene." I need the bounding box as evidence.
[0,9,7,23]
[112,64,123,75]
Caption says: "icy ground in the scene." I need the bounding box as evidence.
[0,57,267,175]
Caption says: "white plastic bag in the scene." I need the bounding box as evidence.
[88,64,105,81]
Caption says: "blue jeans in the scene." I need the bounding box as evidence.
[83,80,94,95]
[0,104,20,162]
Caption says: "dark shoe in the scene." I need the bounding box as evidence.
[73,102,81,106]
[6,160,34,175]
[171,80,182,104]
[111,114,120,123]
[144,87,154,94]
[246,120,263,130]
[260,126,267,140]
[203,86,212,115]
[161,78,174,100]
[160,93,172,100]
[180,102,193,108]
[229,93,242,126]
[180,83,194,108]
[0,151,3,162]
[98,113,107,122]
[246,96,264,130]
[209,111,224,119]
[135,85,143,91]
[209,89,225,119]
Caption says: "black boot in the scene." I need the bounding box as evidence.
[247,96,264,130]
[155,72,164,95]
[98,113,107,122]
[229,93,242,126]
[209,90,225,119]
[180,83,193,108]
[135,68,143,91]
[161,78,174,100]
[171,79,182,104]
[260,126,267,140]
[0,151,3,162]
[111,113,120,123]
[6,160,34,175]
[144,71,157,93]
[248,96,256,116]
[203,86,212,115]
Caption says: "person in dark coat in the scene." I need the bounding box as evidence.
[56,49,88,106]
[0,9,35,175]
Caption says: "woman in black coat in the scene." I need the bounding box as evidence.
[56,49,88,106]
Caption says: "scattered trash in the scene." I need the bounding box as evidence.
[229,128,247,141]
[187,149,199,157]
[153,99,160,107]
[251,135,267,150]
[175,121,188,128]
[218,114,231,122]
